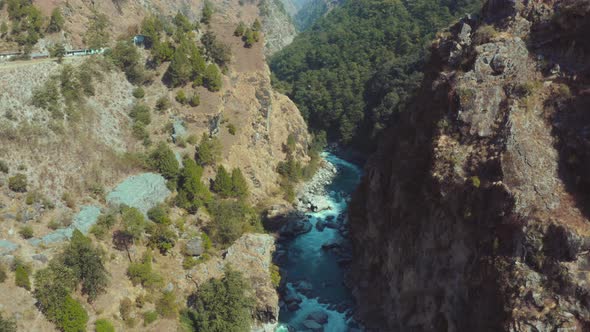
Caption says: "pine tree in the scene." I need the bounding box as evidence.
[213,166,232,198]
[231,168,249,199]
[149,142,180,181]
[166,47,192,87]
[203,63,222,92]
[176,156,211,214]
[47,7,64,33]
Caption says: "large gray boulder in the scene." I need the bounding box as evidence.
[106,173,171,215]
[184,237,204,256]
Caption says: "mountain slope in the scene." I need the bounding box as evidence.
[349,0,590,330]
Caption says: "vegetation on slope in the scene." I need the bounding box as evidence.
[270,0,482,152]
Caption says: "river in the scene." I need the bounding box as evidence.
[276,153,363,332]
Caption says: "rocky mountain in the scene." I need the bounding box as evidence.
[349,0,590,331]
[0,0,309,331]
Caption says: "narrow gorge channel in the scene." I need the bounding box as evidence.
[276,153,362,332]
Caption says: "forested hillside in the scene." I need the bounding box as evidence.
[271,0,482,152]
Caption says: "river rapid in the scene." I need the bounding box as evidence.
[276,153,363,332]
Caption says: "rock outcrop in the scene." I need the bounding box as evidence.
[349,1,590,331]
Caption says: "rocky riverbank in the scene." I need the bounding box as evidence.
[296,158,337,213]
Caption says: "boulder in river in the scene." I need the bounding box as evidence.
[307,310,329,324]
[302,319,324,331]
[325,221,339,229]
[279,220,312,237]
[316,219,326,231]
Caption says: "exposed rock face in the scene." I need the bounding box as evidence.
[260,0,297,56]
[349,1,590,331]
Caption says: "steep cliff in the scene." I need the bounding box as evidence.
[349,0,590,331]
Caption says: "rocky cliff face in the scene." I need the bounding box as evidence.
[349,1,590,331]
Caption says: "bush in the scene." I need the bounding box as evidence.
[119,297,134,324]
[19,226,34,239]
[270,263,281,288]
[95,318,115,332]
[147,204,171,225]
[189,93,200,107]
[231,168,249,199]
[130,103,151,126]
[47,8,64,33]
[208,200,259,246]
[58,296,89,332]
[234,22,246,37]
[8,173,27,192]
[156,96,171,112]
[0,312,16,332]
[201,1,213,24]
[133,87,145,99]
[183,268,252,331]
[0,160,8,173]
[108,41,144,84]
[227,123,236,135]
[143,310,158,325]
[147,224,177,254]
[473,24,498,45]
[156,291,178,318]
[127,251,162,289]
[15,264,30,290]
[62,192,76,209]
[195,133,222,166]
[90,212,117,240]
[176,90,187,104]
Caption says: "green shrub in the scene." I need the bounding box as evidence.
[143,310,158,325]
[95,318,115,332]
[227,123,236,135]
[473,24,498,45]
[186,134,199,145]
[0,160,8,173]
[147,204,171,225]
[19,226,34,239]
[119,297,134,324]
[183,268,252,331]
[58,296,89,332]
[133,87,145,99]
[270,263,281,288]
[189,93,200,107]
[15,264,30,290]
[208,200,259,246]
[231,168,249,199]
[195,133,222,166]
[234,22,246,37]
[156,96,171,112]
[201,1,213,24]
[147,224,177,254]
[156,291,178,318]
[176,90,187,104]
[8,173,27,192]
[90,212,117,240]
[130,103,151,126]
[203,63,222,92]
[0,312,16,332]
[47,8,64,33]
[127,251,162,289]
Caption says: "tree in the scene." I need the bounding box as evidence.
[49,43,66,63]
[189,93,200,107]
[231,168,249,199]
[176,156,211,214]
[212,165,232,198]
[203,63,222,92]
[141,15,163,48]
[34,262,77,326]
[166,47,192,87]
[234,22,246,37]
[130,103,151,126]
[60,230,109,302]
[195,133,222,166]
[147,205,170,225]
[183,268,253,332]
[121,207,147,243]
[149,142,179,181]
[174,12,193,32]
[47,7,65,33]
[0,22,8,36]
[85,11,110,49]
[243,29,256,48]
[108,41,144,84]
[127,251,162,288]
[252,18,261,31]
[176,89,187,104]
